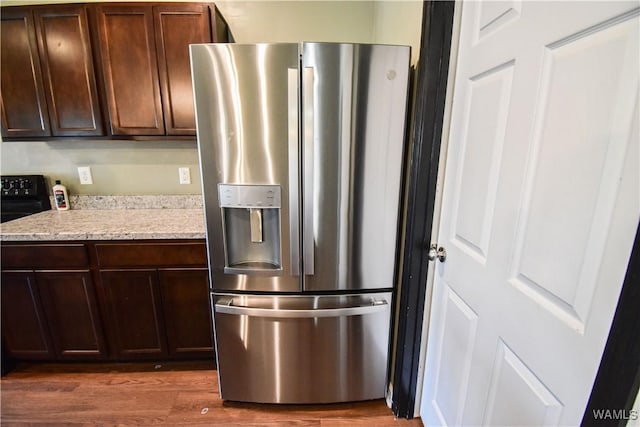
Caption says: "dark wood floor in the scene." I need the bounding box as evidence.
[1,361,423,426]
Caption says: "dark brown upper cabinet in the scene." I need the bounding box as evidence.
[94,3,227,137]
[1,2,227,140]
[94,4,164,136]
[34,6,105,137]
[1,8,51,138]
[0,5,104,139]
[155,4,218,136]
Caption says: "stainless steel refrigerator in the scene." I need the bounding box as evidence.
[190,42,410,404]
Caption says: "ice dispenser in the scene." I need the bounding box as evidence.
[218,184,282,274]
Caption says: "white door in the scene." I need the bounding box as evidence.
[420,1,639,426]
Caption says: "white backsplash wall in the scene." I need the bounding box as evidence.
[0,0,422,196]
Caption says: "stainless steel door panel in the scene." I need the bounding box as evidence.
[191,43,301,292]
[301,43,410,292]
[213,292,392,403]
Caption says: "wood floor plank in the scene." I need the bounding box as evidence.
[167,398,323,427]
[320,417,422,426]
[1,389,175,423]
[0,380,80,392]
[1,362,423,426]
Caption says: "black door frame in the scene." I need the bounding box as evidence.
[391,0,640,420]
[391,0,455,419]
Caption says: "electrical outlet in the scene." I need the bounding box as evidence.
[78,166,93,185]
[179,167,191,184]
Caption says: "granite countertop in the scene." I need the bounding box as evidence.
[0,196,206,241]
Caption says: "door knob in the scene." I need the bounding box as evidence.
[427,244,446,262]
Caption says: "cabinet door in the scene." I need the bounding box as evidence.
[34,6,104,137]
[159,268,214,358]
[94,5,164,136]
[100,269,168,359]
[0,271,55,359]
[154,4,213,136]
[37,270,106,359]
[0,8,51,138]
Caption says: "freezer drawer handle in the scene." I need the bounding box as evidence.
[215,299,388,318]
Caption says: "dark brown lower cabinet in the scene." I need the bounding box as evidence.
[159,268,213,358]
[1,240,213,363]
[1,271,55,359]
[100,269,168,359]
[37,271,106,359]
[1,269,105,360]
[99,267,214,360]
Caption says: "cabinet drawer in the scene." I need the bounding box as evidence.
[1,244,89,269]
[95,242,207,268]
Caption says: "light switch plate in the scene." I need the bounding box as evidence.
[179,167,191,184]
[78,166,93,185]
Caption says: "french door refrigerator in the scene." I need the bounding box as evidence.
[191,42,410,404]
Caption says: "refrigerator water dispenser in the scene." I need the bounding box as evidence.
[218,184,282,274]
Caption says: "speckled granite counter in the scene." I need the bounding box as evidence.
[0,196,206,241]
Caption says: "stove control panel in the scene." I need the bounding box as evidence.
[1,175,48,198]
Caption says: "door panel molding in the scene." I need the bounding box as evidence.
[483,339,563,426]
[475,0,521,42]
[450,60,514,263]
[424,280,478,426]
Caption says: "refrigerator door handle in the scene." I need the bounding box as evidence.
[288,67,300,276]
[302,66,315,276]
[215,298,388,318]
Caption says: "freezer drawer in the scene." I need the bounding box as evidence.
[212,292,392,403]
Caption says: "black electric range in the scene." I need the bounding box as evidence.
[1,175,52,223]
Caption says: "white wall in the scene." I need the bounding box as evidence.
[0,0,422,195]
[373,1,422,65]
[217,1,375,44]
